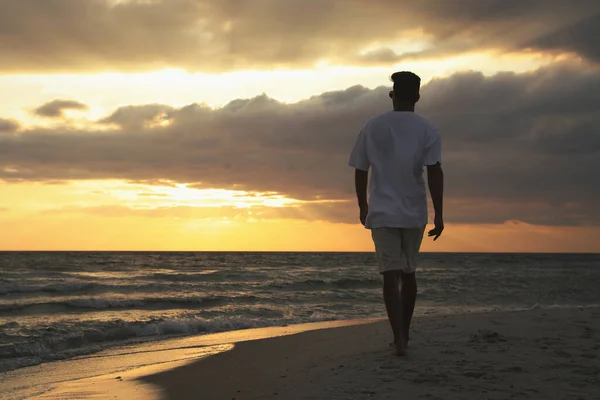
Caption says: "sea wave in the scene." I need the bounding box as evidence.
[142,270,268,282]
[275,278,381,290]
[0,277,382,297]
[0,294,258,313]
[0,282,100,296]
[0,282,212,297]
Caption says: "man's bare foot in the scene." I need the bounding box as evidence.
[393,341,406,357]
[391,334,407,356]
[390,339,409,349]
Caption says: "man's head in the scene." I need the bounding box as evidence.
[389,71,421,108]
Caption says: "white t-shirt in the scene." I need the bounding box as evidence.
[348,111,442,229]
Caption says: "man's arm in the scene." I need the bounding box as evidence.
[355,169,369,225]
[426,163,444,240]
[348,128,370,226]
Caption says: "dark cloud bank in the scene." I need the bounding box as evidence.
[2,63,599,226]
[0,118,19,133]
[0,0,599,72]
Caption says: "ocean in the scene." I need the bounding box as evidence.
[1,252,599,373]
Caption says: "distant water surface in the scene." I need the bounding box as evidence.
[1,252,599,372]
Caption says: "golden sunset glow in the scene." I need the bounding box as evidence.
[1,1,598,252]
[0,180,595,252]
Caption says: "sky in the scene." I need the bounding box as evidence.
[1,0,599,252]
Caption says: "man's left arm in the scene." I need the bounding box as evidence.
[355,169,369,226]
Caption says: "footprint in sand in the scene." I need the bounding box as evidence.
[500,366,525,373]
[462,371,486,379]
[554,349,572,358]
[441,349,463,355]
[535,336,563,348]
[469,330,507,343]
[411,372,451,384]
[580,326,594,339]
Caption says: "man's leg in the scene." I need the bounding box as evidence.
[398,226,424,346]
[382,270,406,355]
[372,228,407,356]
[400,271,417,344]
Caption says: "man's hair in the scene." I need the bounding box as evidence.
[391,71,421,102]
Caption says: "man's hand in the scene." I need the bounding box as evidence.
[359,205,368,226]
[428,215,444,241]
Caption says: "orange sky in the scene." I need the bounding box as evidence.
[1,1,599,252]
[0,181,597,252]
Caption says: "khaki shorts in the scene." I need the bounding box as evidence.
[371,226,426,274]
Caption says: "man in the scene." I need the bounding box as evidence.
[348,71,444,357]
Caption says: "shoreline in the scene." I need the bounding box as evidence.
[2,303,595,375]
[5,306,599,399]
[0,306,542,375]
[2,319,379,400]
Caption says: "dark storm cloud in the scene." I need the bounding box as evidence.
[0,118,19,133]
[0,0,599,73]
[2,62,600,226]
[33,99,89,118]
[528,14,600,63]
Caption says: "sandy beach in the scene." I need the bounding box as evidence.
[4,306,597,400]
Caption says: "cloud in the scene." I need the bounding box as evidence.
[0,118,19,133]
[100,104,175,130]
[528,14,600,63]
[1,62,599,226]
[0,0,598,73]
[33,99,89,118]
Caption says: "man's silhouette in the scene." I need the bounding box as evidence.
[348,71,444,356]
